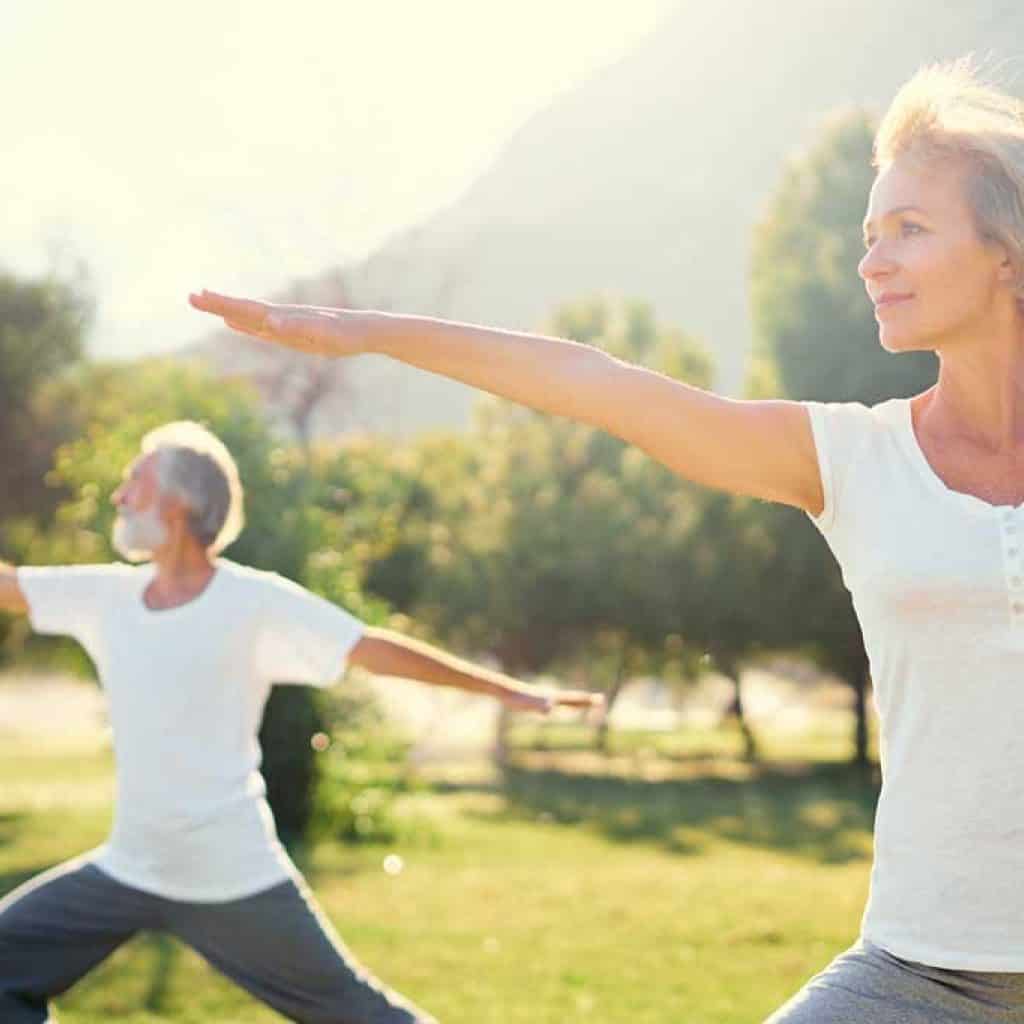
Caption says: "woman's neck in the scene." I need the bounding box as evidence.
[917,306,1024,452]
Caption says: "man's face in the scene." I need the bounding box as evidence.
[110,453,169,561]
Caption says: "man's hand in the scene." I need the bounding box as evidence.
[502,687,606,716]
[0,563,27,616]
[189,290,373,358]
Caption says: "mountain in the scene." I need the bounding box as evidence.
[192,0,1024,437]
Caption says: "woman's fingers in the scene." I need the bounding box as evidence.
[224,319,273,341]
[190,289,371,357]
[189,290,270,331]
[192,291,314,351]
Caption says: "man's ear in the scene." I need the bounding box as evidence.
[995,246,1017,285]
[162,493,193,533]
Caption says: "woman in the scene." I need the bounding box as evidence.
[192,60,1024,1022]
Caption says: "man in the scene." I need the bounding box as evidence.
[0,420,601,1023]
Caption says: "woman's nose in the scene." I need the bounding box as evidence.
[858,242,894,282]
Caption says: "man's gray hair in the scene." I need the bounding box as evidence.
[140,421,245,554]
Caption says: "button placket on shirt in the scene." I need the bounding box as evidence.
[1003,509,1024,622]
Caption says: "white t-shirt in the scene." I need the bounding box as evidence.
[807,397,1024,970]
[18,558,364,902]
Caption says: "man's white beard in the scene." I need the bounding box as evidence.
[112,507,168,561]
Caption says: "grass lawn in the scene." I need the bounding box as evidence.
[0,730,878,1023]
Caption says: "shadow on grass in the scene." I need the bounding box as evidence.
[0,811,26,851]
[60,931,185,1015]
[492,759,879,864]
[0,865,48,901]
[0,813,47,897]
[141,932,180,1011]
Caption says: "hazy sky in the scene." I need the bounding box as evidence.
[4,1,677,359]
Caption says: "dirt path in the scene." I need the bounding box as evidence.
[0,667,859,757]
[0,671,502,757]
[0,672,107,745]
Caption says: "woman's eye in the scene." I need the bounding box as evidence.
[901,222,924,236]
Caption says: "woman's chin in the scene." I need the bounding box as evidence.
[878,326,933,355]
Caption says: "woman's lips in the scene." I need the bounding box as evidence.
[874,293,914,316]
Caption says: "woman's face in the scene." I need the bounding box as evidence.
[859,155,1012,354]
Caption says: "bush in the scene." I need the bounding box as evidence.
[259,685,330,850]
[308,674,418,846]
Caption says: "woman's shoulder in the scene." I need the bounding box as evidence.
[805,396,909,449]
[807,395,908,421]
[805,397,914,533]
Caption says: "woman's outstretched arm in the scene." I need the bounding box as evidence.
[189,291,823,514]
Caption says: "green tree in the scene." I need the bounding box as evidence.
[0,268,90,528]
[750,110,937,764]
[414,299,712,753]
[751,110,935,405]
[304,435,438,619]
[672,493,782,760]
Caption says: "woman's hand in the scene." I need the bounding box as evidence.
[189,290,373,357]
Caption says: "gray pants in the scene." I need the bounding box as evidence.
[0,856,436,1024]
[766,939,1024,1023]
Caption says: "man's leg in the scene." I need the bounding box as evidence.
[0,857,156,1024]
[168,875,437,1024]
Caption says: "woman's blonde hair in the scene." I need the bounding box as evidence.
[874,58,1024,306]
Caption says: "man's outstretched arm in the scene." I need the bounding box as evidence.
[0,563,27,615]
[348,627,603,715]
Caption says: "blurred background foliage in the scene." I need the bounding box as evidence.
[0,106,938,846]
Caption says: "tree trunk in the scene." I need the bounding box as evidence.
[596,672,627,754]
[850,652,870,767]
[719,656,758,761]
[595,650,628,754]
[494,703,512,767]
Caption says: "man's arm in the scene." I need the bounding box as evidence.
[348,627,602,714]
[0,563,27,616]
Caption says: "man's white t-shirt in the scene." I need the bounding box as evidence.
[18,558,364,902]
[807,397,1024,970]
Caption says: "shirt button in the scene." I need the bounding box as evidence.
[1014,602,1024,614]
[1010,548,1019,557]
[1013,578,1023,588]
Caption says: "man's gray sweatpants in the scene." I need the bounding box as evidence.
[0,856,436,1024]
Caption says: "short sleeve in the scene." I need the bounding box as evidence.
[255,572,365,687]
[803,401,874,535]
[17,565,126,643]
